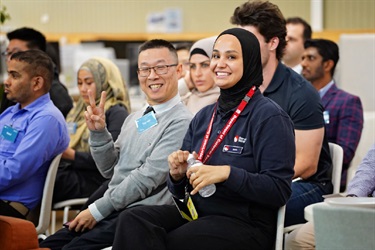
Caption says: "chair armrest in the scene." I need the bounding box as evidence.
[0,215,50,250]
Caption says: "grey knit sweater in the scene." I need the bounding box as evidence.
[89,101,193,218]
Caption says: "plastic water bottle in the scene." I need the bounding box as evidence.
[186,154,216,197]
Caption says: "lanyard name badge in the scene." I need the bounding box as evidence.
[174,86,257,221]
[1,125,19,142]
[135,112,158,133]
[198,86,256,163]
[172,185,199,221]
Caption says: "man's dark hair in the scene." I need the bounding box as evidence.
[230,0,286,61]
[286,17,312,41]
[7,27,47,52]
[139,39,178,62]
[46,43,61,72]
[175,42,192,52]
[10,50,54,92]
[304,39,339,76]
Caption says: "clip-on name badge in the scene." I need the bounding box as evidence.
[1,125,19,142]
[67,122,77,134]
[135,112,158,133]
[172,186,198,221]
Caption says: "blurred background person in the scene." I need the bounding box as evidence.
[182,36,220,115]
[301,38,363,191]
[176,42,192,80]
[283,17,312,74]
[52,57,130,203]
[0,27,73,117]
[176,42,195,97]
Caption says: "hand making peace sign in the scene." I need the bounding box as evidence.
[84,90,106,131]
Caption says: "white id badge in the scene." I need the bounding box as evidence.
[323,110,330,124]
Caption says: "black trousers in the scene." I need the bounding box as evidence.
[39,211,120,250]
[0,200,26,219]
[53,166,106,204]
[112,205,272,250]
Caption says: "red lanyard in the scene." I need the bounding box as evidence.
[197,86,257,163]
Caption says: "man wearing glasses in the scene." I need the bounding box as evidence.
[0,27,72,117]
[40,39,193,249]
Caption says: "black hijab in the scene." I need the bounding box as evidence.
[216,28,263,113]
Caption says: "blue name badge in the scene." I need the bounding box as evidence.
[223,145,243,154]
[67,122,77,134]
[1,125,19,142]
[135,112,158,133]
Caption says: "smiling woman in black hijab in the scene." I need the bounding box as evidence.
[111,28,296,250]
[216,28,263,113]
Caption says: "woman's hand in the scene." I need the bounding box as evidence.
[187,165,231,195]
[62,148,75,160]
[84,90,106,131]
[168,150,190,181]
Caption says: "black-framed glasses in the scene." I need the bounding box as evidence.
[1,50,20,57]
[137,64,177,77]
[1,51,10,57]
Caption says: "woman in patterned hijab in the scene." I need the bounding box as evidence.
[53,57,130,203]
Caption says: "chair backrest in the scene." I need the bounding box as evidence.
[274,205,286,250]
[328,142,344,194]
[28,154,62,235]
[313,204,375,250]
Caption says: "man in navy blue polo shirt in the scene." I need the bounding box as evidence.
[231,1,332,226]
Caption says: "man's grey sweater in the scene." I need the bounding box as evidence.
[89,101,193,218]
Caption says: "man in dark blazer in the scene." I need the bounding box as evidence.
[301,38,364,190]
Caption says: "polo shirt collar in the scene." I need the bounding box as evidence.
[263,62,286,94]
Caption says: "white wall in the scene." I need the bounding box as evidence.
[338,34,375,112]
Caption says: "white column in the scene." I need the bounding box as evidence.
[311,0,323,31]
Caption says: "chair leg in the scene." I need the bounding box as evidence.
[63,206,71,223]
[51,210,56,234]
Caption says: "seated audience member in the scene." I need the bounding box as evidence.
[0,27,73,117]
[52,57,131,203]
[111,28,295,250]
[176,42,192,80]
[301,38,364,190]
[46,43,61,74]
[182,36,220,115]
[0,50,69,219]
[230,1,332,227]
[285,143,375,250]
[176,43,195,97]
[40,39,193,249]
[283,17,312,74]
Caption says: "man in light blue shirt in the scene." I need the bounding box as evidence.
[0,50,69,219]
